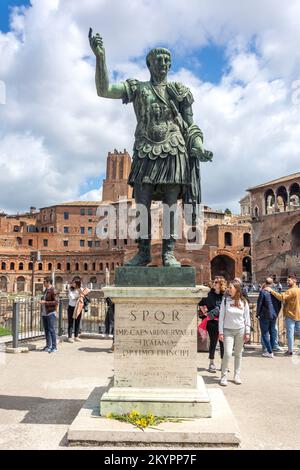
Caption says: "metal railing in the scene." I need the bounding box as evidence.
[0,294,289,348]
[0,296,107,348]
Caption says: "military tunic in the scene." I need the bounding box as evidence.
[122,79,194,200]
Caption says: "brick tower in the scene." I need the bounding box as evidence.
[102,149,133,202]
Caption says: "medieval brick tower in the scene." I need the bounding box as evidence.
[102,149,133,202]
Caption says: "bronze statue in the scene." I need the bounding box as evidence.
[89,29,213,267]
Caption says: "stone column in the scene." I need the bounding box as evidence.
[287,192,291,211]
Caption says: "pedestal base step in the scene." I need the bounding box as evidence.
[100,375,211,418]
[68,386,241,447]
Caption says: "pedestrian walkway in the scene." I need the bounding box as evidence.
[0,338,299,449]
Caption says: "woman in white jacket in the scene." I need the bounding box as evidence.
[218,280,251,386]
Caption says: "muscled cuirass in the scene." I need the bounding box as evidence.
[127,81,187,160]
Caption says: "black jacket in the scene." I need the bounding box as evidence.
[256,289,281,320]
[199,289,224,319]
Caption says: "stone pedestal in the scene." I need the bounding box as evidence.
[102,270,210,418]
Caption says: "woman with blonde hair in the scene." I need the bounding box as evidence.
[199,276,227,372]
[219,280,251,386]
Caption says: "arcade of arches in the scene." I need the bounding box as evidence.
[248,174,300,282]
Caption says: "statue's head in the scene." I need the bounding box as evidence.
[146,48,172,81]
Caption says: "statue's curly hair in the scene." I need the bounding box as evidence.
[146,48,172,69]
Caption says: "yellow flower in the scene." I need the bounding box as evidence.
[129,410,140,418]
[146,413,155,424]
[106,412,113,419]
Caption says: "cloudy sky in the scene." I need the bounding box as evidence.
[1,0,300,214]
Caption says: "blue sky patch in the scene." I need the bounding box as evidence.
[0,0,31,32]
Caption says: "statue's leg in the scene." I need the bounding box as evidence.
[124,184,153,267]
[162,184,181,267]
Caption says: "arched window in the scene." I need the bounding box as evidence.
[57,263,62,270]
[92,262,96,271]
[66,262,71,271]
[276,186,288,213]
[19,262,24,271]
[48,263,52,271]
[100,263,103,271]
[0,276,8,292]
[16,276,25,293]
[84,263,88,271]
[265,189,275,215]
[28,262,33,270]
[75,263,79,271]
[224,232,232,246]
[38,263,43,271]
[10,262,15,270]
[111,262,115,271]
[1,262,6,270]
[290,183,300,210]
[243,233,251,247]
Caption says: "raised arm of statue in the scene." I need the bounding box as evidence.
[89,28,125,99]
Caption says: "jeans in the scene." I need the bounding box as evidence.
[285,317,300,352]
[261,318,280,350]
[44,313,57,349]
[260,318,277,354]
[67,305,82,338]
[207,320,224,360]
[221,328,245,377]
[42,315,50,348]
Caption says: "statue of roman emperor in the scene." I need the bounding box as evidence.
[89,29,213,267]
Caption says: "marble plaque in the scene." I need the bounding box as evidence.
[114,302,197,388]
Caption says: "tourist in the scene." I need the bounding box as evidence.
[257,277,282,358]
[70,284,90,342]
[199,277,227,372]
[104,297,115,351]
[67,279,82,343]
[40,277,59,353]
[265,275,300,355]
[233,277,249,302]
[218,280,251,386]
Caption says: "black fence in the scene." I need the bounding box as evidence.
[0,294,288,348]
[0,296,107,348]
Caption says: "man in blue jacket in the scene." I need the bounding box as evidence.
[257,277,282,358]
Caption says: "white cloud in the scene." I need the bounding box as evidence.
[0,0,300,213]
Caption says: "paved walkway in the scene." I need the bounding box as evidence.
[0,338,300,450]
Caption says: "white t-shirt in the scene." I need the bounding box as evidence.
[68,288,81,307]
[219,296,251,335]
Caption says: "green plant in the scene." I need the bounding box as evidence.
[0,326,11,336]
[106,410,186,431]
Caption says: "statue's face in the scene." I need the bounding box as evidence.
[149,53,171,80]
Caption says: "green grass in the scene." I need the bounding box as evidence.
[0,326,11,336]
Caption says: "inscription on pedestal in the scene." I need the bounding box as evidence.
[114,302,197,389]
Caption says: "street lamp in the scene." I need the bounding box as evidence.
[30,250,41,299]
[30,250,41,331]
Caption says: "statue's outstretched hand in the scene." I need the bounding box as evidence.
[89,28,105,59]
